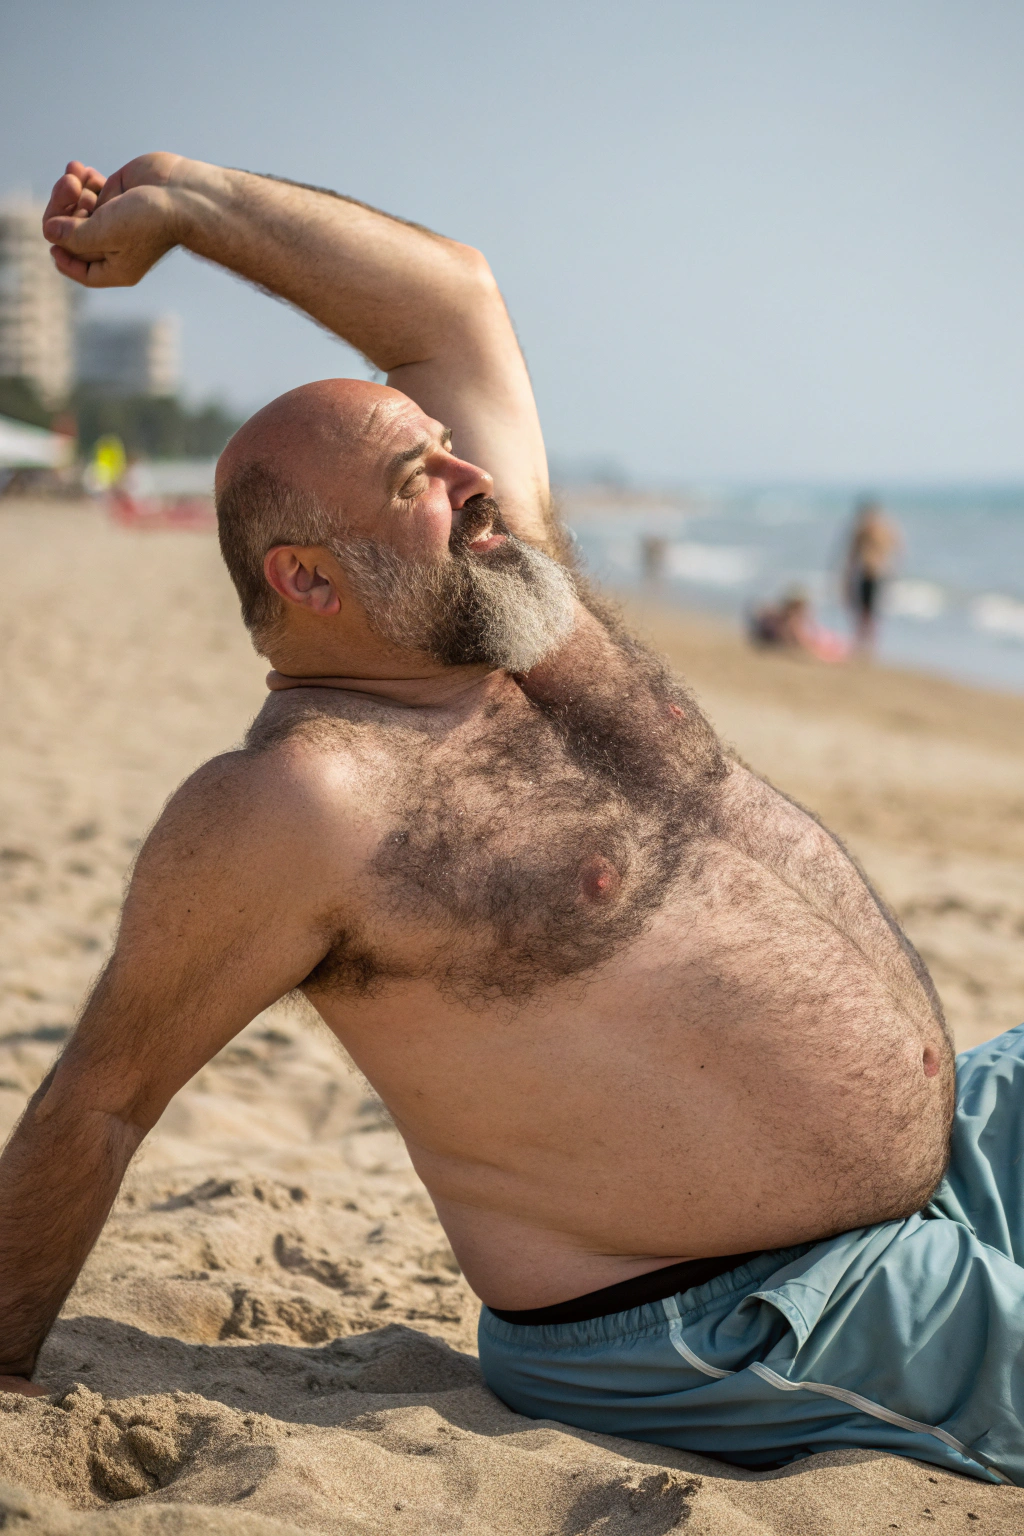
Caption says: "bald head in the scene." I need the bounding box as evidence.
[216,377,400,504]
[214,378,424,647]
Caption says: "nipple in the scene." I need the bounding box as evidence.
[922,1045,941,1078]
[580,856,621,901]
[667,703,686,720]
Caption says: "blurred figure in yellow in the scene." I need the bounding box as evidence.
[88,434,127,493]
[844,498,902,653]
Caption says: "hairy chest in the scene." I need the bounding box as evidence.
[304,697,722,1005]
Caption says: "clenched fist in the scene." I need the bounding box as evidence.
[42,154,188,288]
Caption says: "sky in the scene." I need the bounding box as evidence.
[4,0,1023,484]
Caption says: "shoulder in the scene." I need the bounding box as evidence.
[114,741,365,949]
[140,724,367,883]
[243,687,425,801]
[138,690,424,899]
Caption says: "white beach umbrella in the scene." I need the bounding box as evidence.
[0,413,74,469]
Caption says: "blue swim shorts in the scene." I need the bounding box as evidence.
[479,1023,1024,1485]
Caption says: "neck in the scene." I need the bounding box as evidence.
[265,661,504,710]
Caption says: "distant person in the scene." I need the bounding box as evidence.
[749,588,849,663]
[640,534,668,580]
[844,498,901,652]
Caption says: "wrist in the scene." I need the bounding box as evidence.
[164,158,237,251]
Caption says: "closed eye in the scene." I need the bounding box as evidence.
[395,428,454,499]
[398,468,428,500]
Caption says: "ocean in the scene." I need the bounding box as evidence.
[564,484,1024,695]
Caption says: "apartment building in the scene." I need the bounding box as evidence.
[77,315,180,396]
[0,201,76,406]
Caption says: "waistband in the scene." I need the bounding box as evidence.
[486,1250,766,1326]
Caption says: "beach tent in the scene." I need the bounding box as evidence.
[0,413,74,469]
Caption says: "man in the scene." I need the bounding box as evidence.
[844,498,902,653]
[1,153,1020,1486]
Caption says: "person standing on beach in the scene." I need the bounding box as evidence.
[0,152,1023,1489]
[844,498,901,652]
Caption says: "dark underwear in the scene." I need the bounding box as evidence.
[487,1250,766,1326]
[857,573,878,615]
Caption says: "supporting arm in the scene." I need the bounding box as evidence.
[0,1047,148,1380]
[0,748,341,1386]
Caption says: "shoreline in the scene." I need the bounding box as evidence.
[619,580,1024,701]
[559,480,1024,701]
[620,589,1024,749]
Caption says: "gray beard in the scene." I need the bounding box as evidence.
[329,532,577,673]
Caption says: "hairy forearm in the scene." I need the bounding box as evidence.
[168,160,503,372]
[0,1071,143,1376]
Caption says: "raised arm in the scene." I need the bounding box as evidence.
[0,750,335,1388]
[43,156,552,545]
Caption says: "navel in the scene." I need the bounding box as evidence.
[922,1045,941,1078]
[580,856,621,901]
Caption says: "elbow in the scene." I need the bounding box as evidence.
[449,240,495,286]
[444,242,505,324]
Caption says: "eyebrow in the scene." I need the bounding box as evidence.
[386,427,453,483]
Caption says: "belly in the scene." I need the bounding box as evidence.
[311,875,953,1309]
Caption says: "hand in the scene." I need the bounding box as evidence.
[0,1374,47,1398]
[42,154,186,288]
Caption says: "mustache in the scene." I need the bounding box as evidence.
[449,495,510,552]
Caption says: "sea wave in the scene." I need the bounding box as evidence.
[971,595,1024,642]
[886,580,946,620]
[664,543,758,587]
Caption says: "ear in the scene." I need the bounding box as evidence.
[264,546,341,617]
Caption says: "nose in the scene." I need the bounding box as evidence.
[447,455,493,508]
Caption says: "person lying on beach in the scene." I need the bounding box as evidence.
[749,588,849,662]
[1,153,1022,1488]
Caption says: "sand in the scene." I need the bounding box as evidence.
[1,497,1022,1534]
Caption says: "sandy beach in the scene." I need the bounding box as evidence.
[1,497,1022,1535]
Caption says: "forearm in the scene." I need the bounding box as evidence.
[169,160,506,373]
[0,1072,143,1375]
